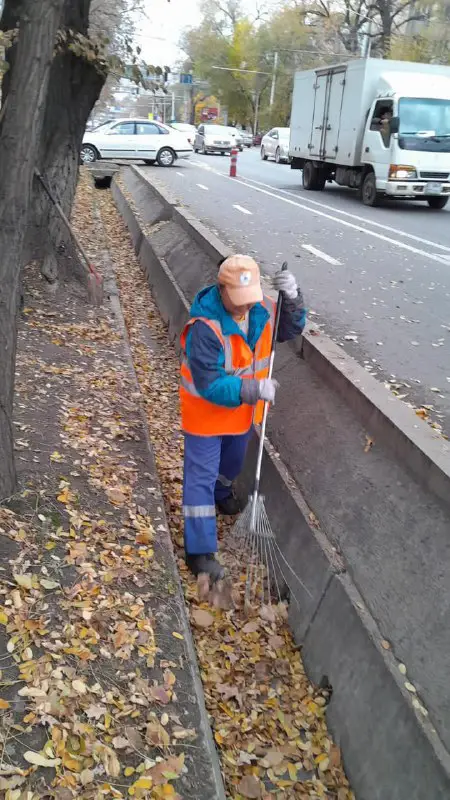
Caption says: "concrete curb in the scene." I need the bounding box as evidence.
[111,169,450,800]
[95,203,227,800]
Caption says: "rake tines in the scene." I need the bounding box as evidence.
[231,493,312,611]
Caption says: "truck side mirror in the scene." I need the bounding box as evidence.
[390,116,399,134]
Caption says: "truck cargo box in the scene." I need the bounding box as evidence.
[289,58,450,168]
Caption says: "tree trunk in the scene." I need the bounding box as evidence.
[0,0,63,499]
[28,1,106,278]
[2,1,106,283]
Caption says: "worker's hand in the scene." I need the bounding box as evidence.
[240,378,279,405]
[271,269,298,299]
[258,378,279,403]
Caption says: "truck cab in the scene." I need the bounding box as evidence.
[361,90,450,208]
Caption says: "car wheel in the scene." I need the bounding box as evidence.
[361,171,380,206]
[427,196,448,209]
[157,147,175,167]
[261,146,267,161]
[80,145,98,165]
[275,147,281,164]
[144,159,156,166]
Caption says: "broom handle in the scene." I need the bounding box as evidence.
[251,262,287,500]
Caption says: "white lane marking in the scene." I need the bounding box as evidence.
[206,173,450,265]
[233,204,252,215]
[226,173,450,255]
[188,160,450,257]
[196,183,209,190]
[302,244,341,266]
[176,172,184,177]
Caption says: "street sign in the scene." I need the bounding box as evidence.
[180,73,193,85]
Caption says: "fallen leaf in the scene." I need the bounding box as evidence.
[237,774,262,798]
[112,736,129,749]
[259,604,276,623]
[381,639,391,650]
[260,749,284,768]
[191,608,214,628]
[72,679,88,694]
[146,720,170,748]
[24,752,61,768]
[106,487,126,505]
[0,699,10,710]
[242,620,260,634]
[125,726,145,751]
[268,635,284,650]
[39,578,60,590]
[13,573,32,590]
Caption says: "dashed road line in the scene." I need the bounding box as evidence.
[176,171,184,177]
[302,244,342,266]
[196,183,209,190]
[185,158,450,259]
[233,204,252,215]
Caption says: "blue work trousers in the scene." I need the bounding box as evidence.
[183,431,251,555]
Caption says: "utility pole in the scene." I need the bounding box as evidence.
[269,51,278,107]
[171,91,175,120]
[253,91,260,136]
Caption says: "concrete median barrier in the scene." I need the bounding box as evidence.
[111,165,450,800]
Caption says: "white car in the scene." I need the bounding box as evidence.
[260,127,291,164]
[169,122,197,146]
[80,118,193,167]
[194,124,234,155]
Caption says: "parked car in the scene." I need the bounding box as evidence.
[261,127,291,163]
[253,132,262,146]
[80,118,193,167]
[242,131,253,148]
[194,124,234,155]
[169,122,197,146]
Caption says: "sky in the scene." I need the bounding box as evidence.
[134,0,280,69]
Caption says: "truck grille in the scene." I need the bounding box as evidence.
[420,171,449,180]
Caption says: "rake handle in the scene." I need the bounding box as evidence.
[251,261,287,512]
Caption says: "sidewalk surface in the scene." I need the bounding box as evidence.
[0,171,353,800]
[0,191,222,798]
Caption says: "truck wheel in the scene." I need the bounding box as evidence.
[361,172,380,207]
[427,196,448,209]
[302,161,325,191]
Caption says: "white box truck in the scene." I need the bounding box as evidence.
[289,58,450,209]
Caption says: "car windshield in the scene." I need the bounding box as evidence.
[204,125,230,135]
[398,97,450,152]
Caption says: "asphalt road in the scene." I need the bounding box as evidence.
[142,148,450,433]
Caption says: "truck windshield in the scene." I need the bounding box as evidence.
[398,97,450,152]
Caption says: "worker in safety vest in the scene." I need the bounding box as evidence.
[180,255,306,581]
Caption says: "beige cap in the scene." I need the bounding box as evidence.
[218,254,263,305]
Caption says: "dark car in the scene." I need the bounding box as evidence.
[253,132,262,146]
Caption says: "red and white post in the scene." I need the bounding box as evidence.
[230,147,238,177]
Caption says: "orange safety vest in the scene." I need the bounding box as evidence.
[180,296,276,436]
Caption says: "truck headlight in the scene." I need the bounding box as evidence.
[389,165,417,180]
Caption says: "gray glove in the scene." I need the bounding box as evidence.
[240,378,279,405]
[271,269,298,299]
[259,378,279,403]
